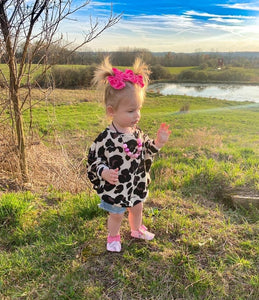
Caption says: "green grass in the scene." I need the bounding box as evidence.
[0,64,93,86]
[166,66,199,75]
[1,90,259,299]
[0,64,46,84]
[25,101,105,138]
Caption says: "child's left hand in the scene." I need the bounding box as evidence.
[155,123,171,149]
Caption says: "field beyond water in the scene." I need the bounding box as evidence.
[0,90,258,299]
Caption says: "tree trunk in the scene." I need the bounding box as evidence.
[11,89,28,182]
[9,62,28,182]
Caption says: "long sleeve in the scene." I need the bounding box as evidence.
[141,131,160,174]
[143,132,159,159]
[87,135,109,190]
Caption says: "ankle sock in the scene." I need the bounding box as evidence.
[107,235,121,252]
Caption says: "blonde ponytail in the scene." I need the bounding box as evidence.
[92,56,113,86]
[92,56,150,109]
[132,57,150,87]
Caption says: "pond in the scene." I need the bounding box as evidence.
[149,83,259,103]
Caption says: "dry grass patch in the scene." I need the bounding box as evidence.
[27,141,89,193]
[29,88,101,105]
[0,125,90,193]
[169,127,223,149]
[0,126,20,181]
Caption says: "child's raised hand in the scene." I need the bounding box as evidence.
[155,123,171,149]
[101,168,119,185]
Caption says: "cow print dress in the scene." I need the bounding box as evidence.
[87,127,159,207]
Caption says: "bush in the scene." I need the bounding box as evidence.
[195,71,208,82]
[35,65,96,89]
[177,70,196,81]
[199,63,208,70]
[150,64,172,80]
[52,65,96,88]
[176,68,251,83]
[208,69,251,82]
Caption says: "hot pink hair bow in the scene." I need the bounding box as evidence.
[107,68,144,90]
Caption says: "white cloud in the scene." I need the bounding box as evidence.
[205,21,259,38]
[218,3,259,12]
[59,3,259,52]
[120,14,201,33]
[209,18,243,24]
[90,1,112,6]
[184,10,256,19]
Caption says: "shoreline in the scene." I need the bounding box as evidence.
[150,79,259,86]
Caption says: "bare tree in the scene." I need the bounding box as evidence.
[0,0,121,182]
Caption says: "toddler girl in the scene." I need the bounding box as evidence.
[87,57,171,252]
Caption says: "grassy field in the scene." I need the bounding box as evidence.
[0,89,258,299]
[166,66,199,74]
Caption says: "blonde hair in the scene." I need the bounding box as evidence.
[92,56,150,110]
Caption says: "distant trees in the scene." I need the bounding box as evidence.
[25,48,259,69]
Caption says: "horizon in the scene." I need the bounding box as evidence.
[59,0,259,53]
[73,50,259,55]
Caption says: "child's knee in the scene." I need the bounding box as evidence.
[128,202,143,214]
[109,212,124,221]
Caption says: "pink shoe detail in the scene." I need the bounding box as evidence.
[131,225,155,241]
[107,235,121,252]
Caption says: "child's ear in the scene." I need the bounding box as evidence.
[106,105,115,117]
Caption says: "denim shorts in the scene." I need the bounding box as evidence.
[99,200,127,214]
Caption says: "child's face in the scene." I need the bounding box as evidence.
[111,89,143,130]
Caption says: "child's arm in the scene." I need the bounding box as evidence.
[87,140,109,188]
[154,123,171,149]
[142,123,170,163]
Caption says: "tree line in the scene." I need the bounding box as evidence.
[9,45,259,68]
[2,44,258,68]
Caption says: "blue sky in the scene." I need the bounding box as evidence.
[62,0,259,52]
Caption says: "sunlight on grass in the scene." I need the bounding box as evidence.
[0,90,258,299]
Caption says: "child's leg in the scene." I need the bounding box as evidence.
[127,202,143,231]
[107,212,124,252]
[128,202,155,240]
[108,213,124,236]
[108,212,124,236]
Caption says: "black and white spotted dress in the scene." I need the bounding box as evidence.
[87,127,159,207]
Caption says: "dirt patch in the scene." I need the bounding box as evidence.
[0,177,22,192]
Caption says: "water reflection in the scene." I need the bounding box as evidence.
[194,86,207,92]
[149,83,259,103]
